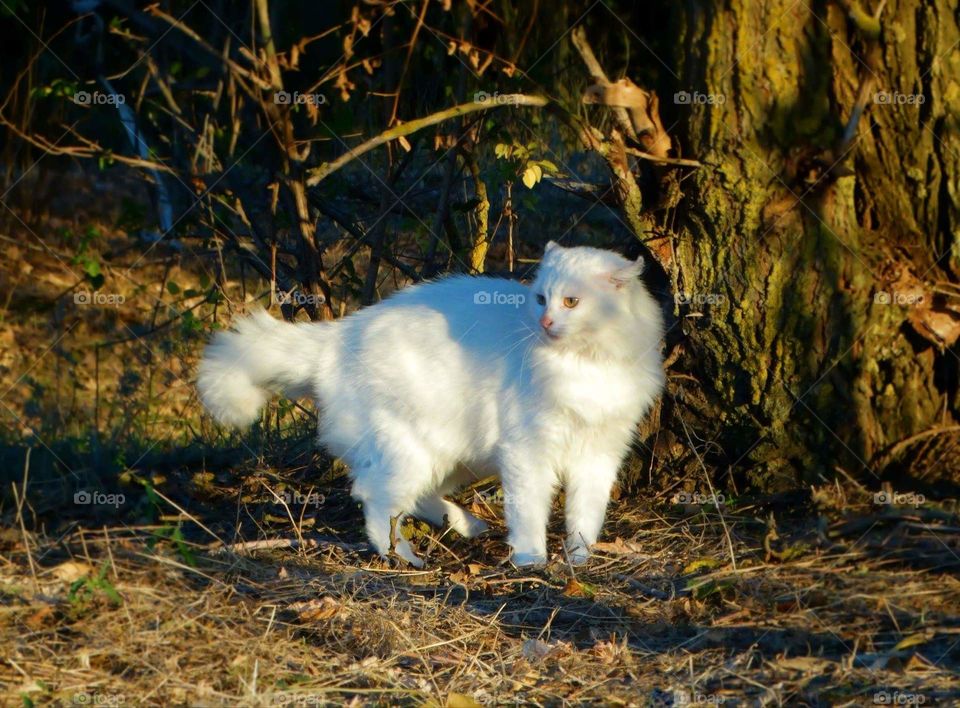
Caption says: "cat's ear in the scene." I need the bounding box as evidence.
[609,257,644,289]
[544,240,561,254]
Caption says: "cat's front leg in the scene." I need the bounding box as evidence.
[499,456,555,566]
[563,450,622,564]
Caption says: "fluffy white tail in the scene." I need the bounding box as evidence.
[197,310,323,427]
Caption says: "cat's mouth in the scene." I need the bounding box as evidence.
[543,330,562,341]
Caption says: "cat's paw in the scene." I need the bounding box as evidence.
[565,544,591,566]
[511,550,547,567]
[453,515,489,539]
[388,538,425,568]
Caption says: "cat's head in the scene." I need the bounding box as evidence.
[528,241,651,354]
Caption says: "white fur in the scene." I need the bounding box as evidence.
[197,243,665,566]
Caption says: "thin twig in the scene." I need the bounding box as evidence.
[306,94,549,186]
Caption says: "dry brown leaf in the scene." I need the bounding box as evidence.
[893,633,930,651]
[582,78,650,108]
[335,68,356,102]
[908,308,960,347]
[521,638,553,661]
[775,656,836,673]
[448,570,470,585]
[445,692,482,707]
[289,597,341,622]
[51,560,93,582]
[24,605,56,630]
[563,578,597,599]
[592,538,647,556]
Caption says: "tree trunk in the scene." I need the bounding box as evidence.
[668,0,960,489]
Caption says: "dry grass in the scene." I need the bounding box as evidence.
[2,466,960,707]
[2,174,959,706]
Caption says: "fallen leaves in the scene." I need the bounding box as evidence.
[520,638,572,662]
[562,578,598,599]
[893,632,932,651]
[50,560,94,583]
[591,538,649,557]
[288,597,342,622]
[773,655,837,673]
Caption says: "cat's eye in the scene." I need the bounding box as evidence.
[536,294,546,306]
[562,297,580,309]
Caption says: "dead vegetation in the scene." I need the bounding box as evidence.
[3,455,960,706]
[2,175,960,706]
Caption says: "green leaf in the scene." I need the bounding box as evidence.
[166,281,180,295]
[893,633,929,651]
[91,576,123,606]
[686,577,737,599]
[521,165,538,189]
[171,526,197,567]
[81,257,101,279]
[68,578,87,603]
[683,557,723,574]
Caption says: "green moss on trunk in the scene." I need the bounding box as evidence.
[668,0,960,489]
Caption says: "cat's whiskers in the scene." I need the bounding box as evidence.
[503,329,538,359]
[518,331,543,382]
[501,319,543,358]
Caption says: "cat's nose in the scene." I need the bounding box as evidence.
[539,314,553,330]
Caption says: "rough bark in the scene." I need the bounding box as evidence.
[669,0,960,489]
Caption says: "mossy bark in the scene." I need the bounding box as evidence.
[668,0,960,489]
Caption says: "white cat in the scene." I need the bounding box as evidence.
[197,242,664,567]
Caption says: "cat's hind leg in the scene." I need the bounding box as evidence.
[361,502,423,568]
[347,445,430,567]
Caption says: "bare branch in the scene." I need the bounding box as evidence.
[305,94,549,186]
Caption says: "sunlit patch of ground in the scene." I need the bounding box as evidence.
[2,465,959,706]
